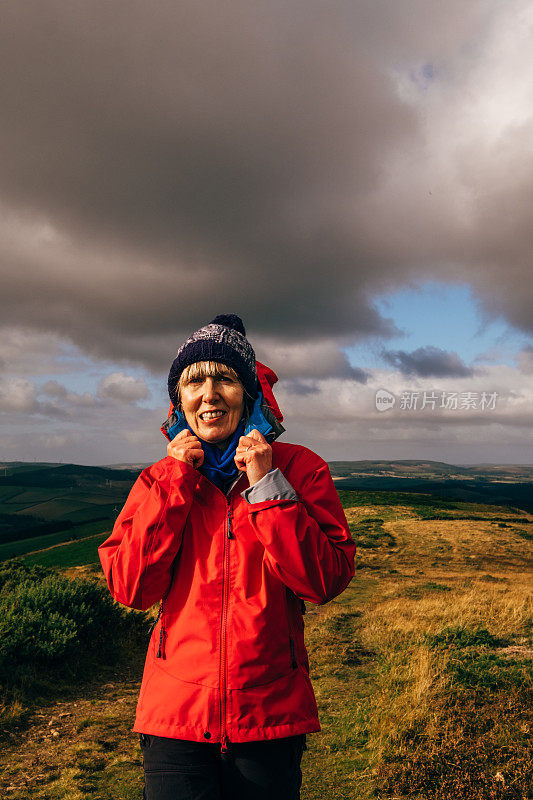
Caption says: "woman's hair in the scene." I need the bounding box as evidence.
[175,361,255,417]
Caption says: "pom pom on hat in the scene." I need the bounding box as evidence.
[210,314,246,336]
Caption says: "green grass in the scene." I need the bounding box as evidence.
[0,520,113,561]
[0,487,24,502]
[0,529,76,560]
[349,516,396,549]
[0,471,129,565]
[13,498,95,520]
[54,504,116,524]
[448,651,532,691]
[22,531,110,568]
[3,488,68,506]
[337,489,460,509]
[427,626,507,649]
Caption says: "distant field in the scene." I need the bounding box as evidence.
[0,487,25,502]
[22,531,110,568]
[0,530,75,560]
[0,462,137,562]
[0,520,114,560]
[4,488,69,506]
[333,475,533,513]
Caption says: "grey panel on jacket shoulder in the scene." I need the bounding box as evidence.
[241,468,298,504]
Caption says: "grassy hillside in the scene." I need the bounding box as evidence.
[333,477,533,513]
[328,460,533,480]
[22,532,110,569]
[0,488,531,799]
[329,461,533,513]
[0,464,138,561]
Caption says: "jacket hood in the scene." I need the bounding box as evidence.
[255,361,283,422]
[161,360,284,443]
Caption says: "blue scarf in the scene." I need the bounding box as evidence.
[187,419,245,492]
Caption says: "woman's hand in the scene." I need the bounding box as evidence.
[167,429,204,469]
[235,429,272,486]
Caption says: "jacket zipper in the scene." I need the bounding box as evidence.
[220,500,233,755]
[156,597,166,659]
[154,522,181,660]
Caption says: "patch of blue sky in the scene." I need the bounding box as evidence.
[345,282,529,370]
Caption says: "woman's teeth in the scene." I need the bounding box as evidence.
[200,411,224,420]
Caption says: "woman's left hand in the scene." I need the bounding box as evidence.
[235,429,272,486]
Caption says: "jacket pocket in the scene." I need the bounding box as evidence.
[289,634,297,669]
[285,588,298,670]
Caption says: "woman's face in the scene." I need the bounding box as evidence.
[179,363,245,443]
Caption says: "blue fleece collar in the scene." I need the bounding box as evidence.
[191,419,244,491]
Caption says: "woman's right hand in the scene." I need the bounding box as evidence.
[167,429,204,469]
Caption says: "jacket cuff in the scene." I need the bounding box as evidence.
[241,468,298,504]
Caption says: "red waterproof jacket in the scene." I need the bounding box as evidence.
[99,364,355,746]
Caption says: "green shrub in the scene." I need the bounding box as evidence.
[0,561,148,693]
[0,560,50,593]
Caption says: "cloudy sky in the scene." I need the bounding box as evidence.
[1,0,532,466]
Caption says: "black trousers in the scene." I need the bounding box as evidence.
[140,733,306,800]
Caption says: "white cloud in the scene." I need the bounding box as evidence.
[0,377,37,413]
[516,345,533,374]
[97,372,149,403]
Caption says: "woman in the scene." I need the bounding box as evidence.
[99,314,356,800]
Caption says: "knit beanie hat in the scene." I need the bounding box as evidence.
[168,314,258,408]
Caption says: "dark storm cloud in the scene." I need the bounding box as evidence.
[0,0,414,354]
[0,0,530,375]
[381,346,475,378]
[254,339,371,381]
[41,381,68,399]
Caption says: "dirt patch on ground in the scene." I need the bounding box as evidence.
[0,669,144,799]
